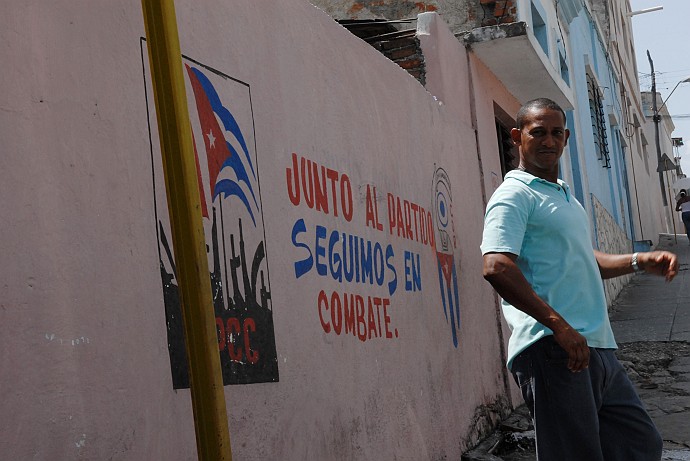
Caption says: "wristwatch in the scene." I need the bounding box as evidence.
[631,252,641,272]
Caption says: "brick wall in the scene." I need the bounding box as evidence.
[339,21,426,85]
[478,0,517,27]
[372,31,426,84]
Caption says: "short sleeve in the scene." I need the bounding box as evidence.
[480,182,532,256]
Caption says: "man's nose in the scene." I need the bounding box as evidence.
[542,135,556,147]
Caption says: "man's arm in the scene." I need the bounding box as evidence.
[483,252,590,372]
[594,250,678,281]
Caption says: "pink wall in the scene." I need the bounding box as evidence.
[466,50,524,407]
[0,1,512,459]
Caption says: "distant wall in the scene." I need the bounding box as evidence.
[567,11,632,241]
[0,2,511,459]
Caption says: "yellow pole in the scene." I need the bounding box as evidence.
[140,1,232,460]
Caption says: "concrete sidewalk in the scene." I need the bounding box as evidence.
[463,233,690,460]
[610,233,690,344]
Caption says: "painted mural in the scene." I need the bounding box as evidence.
[142,44,278,388]
[285,155,461,347]
[432,167,461,347]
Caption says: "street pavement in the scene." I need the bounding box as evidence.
[464,233,690,461]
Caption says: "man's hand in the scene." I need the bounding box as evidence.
[595,250,679,280]
[552,323,590,372]
[639,251,678,282]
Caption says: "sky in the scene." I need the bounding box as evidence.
[629,0,690,173]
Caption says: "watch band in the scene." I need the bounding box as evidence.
[631,252,641,272]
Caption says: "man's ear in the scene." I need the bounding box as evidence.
[510,128,521,145]
[564,128,570,146]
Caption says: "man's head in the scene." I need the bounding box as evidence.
[516,98,566,129]
[511,98,569,182]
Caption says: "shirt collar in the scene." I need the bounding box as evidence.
[504,169,571,195]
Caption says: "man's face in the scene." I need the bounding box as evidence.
[511,108,569,179]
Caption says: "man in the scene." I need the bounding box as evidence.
[481,98,678,460]
[675,190,690,243]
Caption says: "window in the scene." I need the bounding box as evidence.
[587,74,611,168]
[496,119,517,177]
[531,2,548,56]
[642,137,649,175]
[559,50,570,85]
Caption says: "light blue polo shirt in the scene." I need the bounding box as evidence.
[480,170,617,369]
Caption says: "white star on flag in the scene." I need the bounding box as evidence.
[206,129,216,149]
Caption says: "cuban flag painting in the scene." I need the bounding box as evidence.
[185,64,259,227]
[142,41,278,389]
[432,167,461,347]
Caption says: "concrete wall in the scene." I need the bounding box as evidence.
[0,2,511,459]
[592,195,633,304]
[419,8,524,410]
[466,53,525,406]
[630,124,670,244]
[640,91,682,237]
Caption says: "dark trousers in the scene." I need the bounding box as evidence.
[511,336,662,461]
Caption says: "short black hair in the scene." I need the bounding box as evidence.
[516,98,566,129]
